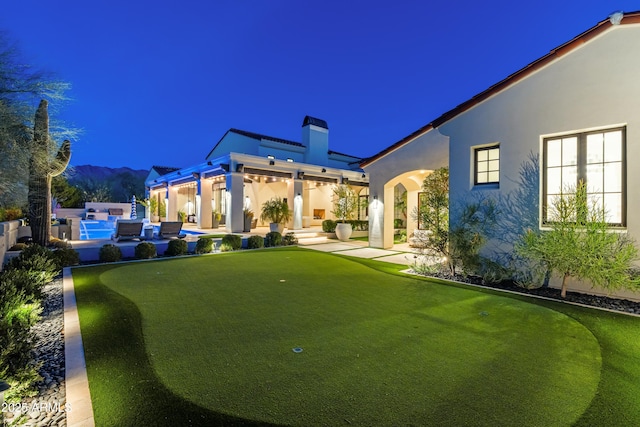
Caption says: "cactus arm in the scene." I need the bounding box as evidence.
[51,140,71,177]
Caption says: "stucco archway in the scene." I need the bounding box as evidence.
[364,128,449,249]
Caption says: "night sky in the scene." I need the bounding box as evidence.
[1,1,635,171]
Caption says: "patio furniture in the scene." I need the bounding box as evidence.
[111,220,144,242]
[154,221,186,239]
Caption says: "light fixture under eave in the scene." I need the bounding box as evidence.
[609,11,624,25]
[267,155,275,160]
[269,160,275,166]
[321,168,326,173]
[287,158,294,162]
[362,173,366,179]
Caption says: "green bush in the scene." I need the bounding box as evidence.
[8,243,28,252]
[135,242,158,259]
[349,220,369,231]
[0,269,43,401]
[247,235,264,249]
[195,237,213,254]
[282,232,298,246]
[322,220,337,233]
[99,244,122,263]
[49,238,71,249]
[52,248,80,268]
[165,239,188,256]
[265,231,282,247]
[219,243,234,252]
[221,234,242,251]
[4,244,58,297]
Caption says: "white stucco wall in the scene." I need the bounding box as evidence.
[438,24,640,299]
[363,129,448,248]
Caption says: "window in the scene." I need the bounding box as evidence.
[475,145,500,184]
[543,127,625,226]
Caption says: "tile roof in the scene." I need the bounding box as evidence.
[228,128,304,147]
[151,165,180,176]
[361,11,640,168]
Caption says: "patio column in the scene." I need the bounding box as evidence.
[288,179,304,230]
[369,178,384,248]
[167,185,178,221]
[197,177,212,229]
[225,172,244,233]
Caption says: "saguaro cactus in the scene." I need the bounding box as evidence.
[27,100,71,246]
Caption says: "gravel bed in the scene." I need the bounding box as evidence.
[425,271,640,315]
[4,277,66,427]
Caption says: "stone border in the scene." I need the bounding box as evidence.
[63,267,95,426]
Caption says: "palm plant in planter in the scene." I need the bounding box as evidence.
[331,184,358,241]
[332,184,358,241]
[260,197,291,234]
[212,211,221,228]
[243,209,254,232]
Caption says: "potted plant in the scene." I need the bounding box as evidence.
[177,210,186,223]
[260,197,291,234]
[243,209,254,232]
[158,199,167,221]
[212,211,221,228]
[148,198,159,222]
[332,184,358,241]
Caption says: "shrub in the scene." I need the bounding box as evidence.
[195,237,213,254]
[0,207,23,222]
[99,244,122,263]
[0,268,44,401]
[221,234,242,251]
[135,242,158,259]
[8,243,28,252]
[49,238,71,249]
[322,220,337,233]
[264,231,282,247]
[346,220,368,231]
[219,243,234,252]
[165,239,188,256]
[282,232,298,246]
[4,244,58,293]
[52,248,80,268]
[247,235,264,249]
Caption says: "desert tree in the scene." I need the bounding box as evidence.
[517,181,639,298]
[0,31,76,209]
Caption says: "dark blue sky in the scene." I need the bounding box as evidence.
[1,1,635,170]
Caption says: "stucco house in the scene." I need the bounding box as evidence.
[362,11,640,300]
[145,116,369,232]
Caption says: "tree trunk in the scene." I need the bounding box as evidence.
[561,272,570,298]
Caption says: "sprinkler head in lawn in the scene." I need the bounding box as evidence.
[292,347,303,353]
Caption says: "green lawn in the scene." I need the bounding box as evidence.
[72,248,640,426]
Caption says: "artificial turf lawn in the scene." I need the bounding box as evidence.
[71,248,640,426]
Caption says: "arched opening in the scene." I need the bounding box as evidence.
[378,170,432,249]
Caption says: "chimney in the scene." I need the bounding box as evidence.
[302,116,329,166]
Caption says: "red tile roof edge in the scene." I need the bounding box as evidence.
[360,11,640,168]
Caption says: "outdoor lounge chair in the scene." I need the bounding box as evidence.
[111,219,144,242]
[154,221,186,239]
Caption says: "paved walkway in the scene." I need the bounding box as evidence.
[301,240,417,266]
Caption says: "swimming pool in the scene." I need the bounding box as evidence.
[79,220,203,240]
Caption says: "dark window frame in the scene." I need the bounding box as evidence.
[474,145,500,185]
[542,126,626,227]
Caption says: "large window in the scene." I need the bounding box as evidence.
[543,127,625,226]
[475,145,500,185]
